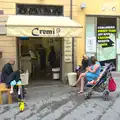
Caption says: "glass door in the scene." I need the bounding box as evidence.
[97,17,117,70]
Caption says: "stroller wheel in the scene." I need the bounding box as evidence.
[103,90,109,96]
[84,92,91,100]
[103,90,109,101]
[103,95,109,101]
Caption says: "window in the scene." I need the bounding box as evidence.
[16,4,63,16]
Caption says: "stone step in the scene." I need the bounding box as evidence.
[4,92,77,120]
[100,95,120,120]
[21,92,79,120]
[0,103,19,119]
[61,78,120,120]
[40,95,84,120]
[0,85,77,120]
[41,101,77,120]
[61,94,119,120]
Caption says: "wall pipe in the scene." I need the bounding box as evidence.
[70,0,75,71]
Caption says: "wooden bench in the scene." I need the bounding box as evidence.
[0,83,12,104]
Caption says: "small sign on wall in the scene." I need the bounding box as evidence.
[0,25,6,35]
[86,37,96,53]
[0,10,4,15]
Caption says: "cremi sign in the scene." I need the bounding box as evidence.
[6,26,81,37]
[32,27,61,36]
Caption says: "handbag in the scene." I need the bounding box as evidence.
[108,77,116,92]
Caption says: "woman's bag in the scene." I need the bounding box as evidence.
[108,77,116,92]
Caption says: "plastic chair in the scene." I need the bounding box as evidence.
[0,83,12,104]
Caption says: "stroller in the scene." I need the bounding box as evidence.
[84,62,115,101]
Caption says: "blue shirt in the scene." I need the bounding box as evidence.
[90,61,101,76]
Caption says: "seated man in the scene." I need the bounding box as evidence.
[75,54,90,78]
[1,59,22,94]
[74,56,101,94]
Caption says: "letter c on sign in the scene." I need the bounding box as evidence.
[32,28,39,36]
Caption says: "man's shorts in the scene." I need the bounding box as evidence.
[10,80,22,86]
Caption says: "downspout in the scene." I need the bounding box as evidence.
[70,0,74,71]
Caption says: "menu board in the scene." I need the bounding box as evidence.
[64,38,72,62]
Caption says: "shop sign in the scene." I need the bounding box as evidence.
[86,37,96,53]
[97,26,116,48]
[64,38,72,62]
[32,28,61,36]
[7,26,81,37]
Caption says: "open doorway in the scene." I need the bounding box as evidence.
[17,37,62,86]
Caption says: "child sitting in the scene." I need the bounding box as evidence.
[10,79,22,95]
[87,73,103,85]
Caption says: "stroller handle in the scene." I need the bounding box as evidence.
[109,62,115,70]
[102,62,115,73]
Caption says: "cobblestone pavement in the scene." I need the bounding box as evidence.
[0,77,120,120]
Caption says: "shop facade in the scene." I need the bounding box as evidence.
[1,0,120,84]
[77,0,120,71]
[0,0,82,83]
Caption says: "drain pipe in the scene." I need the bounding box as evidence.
[70,0,74,72]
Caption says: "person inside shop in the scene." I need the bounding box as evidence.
[1,59,22,94]
[75,54,90,77]
[74,56,101,94]
[29,48,38,60]
[48,46,56,68]
[39,44,46,72]
[47,46,56,76]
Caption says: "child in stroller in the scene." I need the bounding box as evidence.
[84,62,116,101]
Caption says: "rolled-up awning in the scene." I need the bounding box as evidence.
[6,15,83,37]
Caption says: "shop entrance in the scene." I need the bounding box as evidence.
[6,15,82,85]
[97,17,117,69]
[17,37,62,85]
